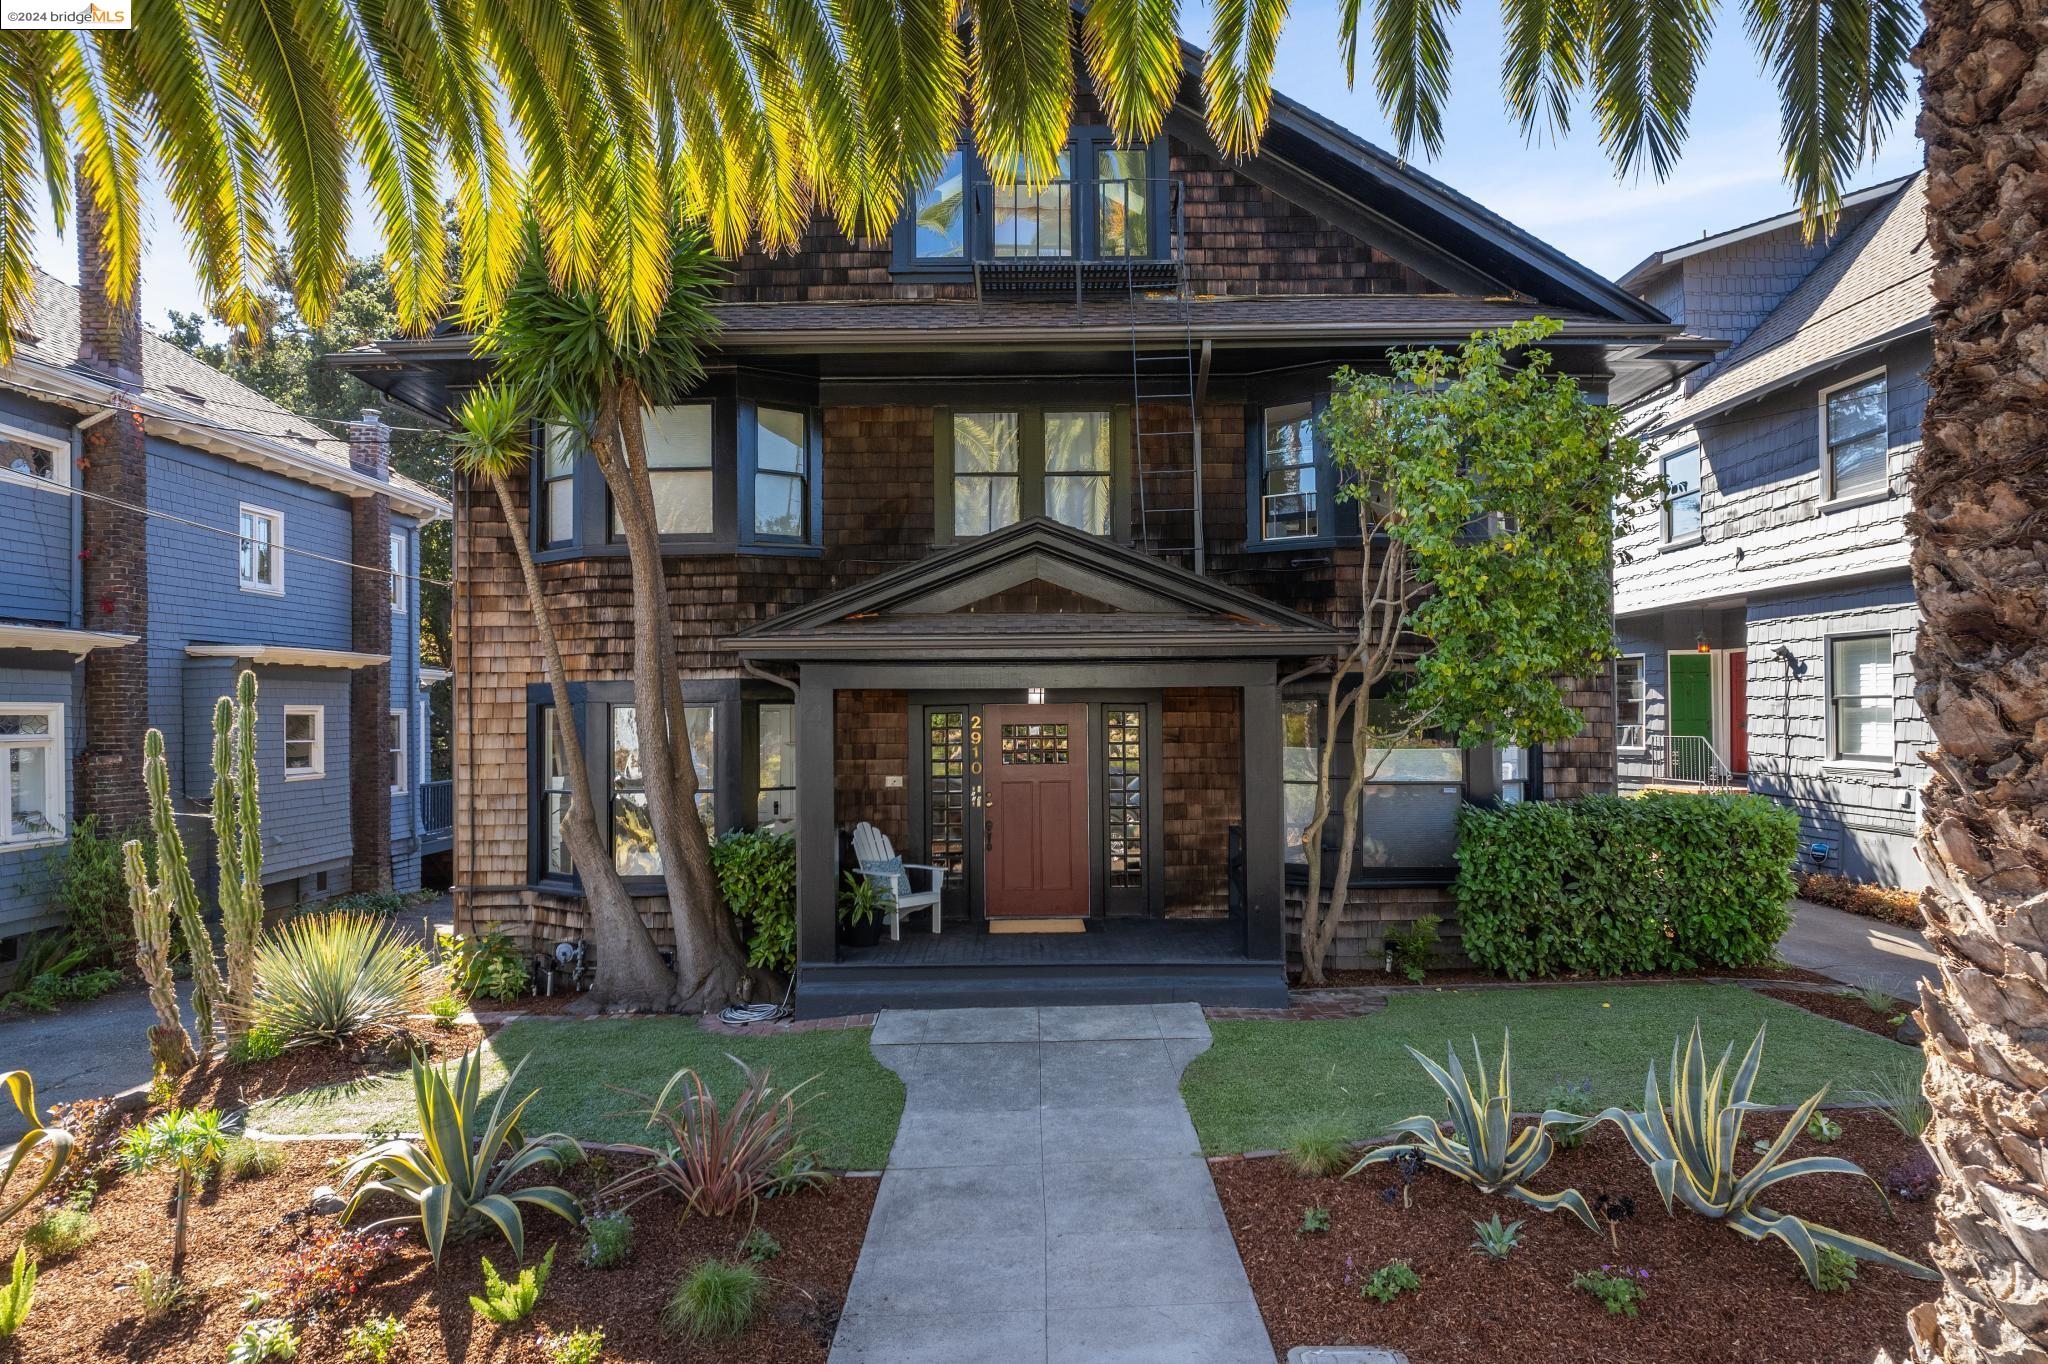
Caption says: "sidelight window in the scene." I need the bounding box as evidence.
[926,711,969,887]
[1105,708,1144,890]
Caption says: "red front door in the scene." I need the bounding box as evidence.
[1726,650,1749,774]
[983,704,1090,918]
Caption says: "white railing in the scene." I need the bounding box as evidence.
[1621,733,1738,787]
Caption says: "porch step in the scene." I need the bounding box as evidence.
[792,959,1289,1018]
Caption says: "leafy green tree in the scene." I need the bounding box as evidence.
[119,1107,228,1279]
[1296,318,1655,983]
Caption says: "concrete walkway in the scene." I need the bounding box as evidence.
[831,1004,1274,1364]
[1777,897,1939,998]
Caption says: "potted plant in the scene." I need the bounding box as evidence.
[838,873,883,949]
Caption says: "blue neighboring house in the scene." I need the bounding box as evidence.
[0,267,450,961]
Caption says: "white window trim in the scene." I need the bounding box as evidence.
[389,529,408,615]
[283,705,325,780]
[389,707,408,794]
[1818,367,1890,506]
[1824,631,1897,767]
[1615,654,1648,751]
[238,503,286,595]
[1260,401,1321,543]
[0,702,66,849]
[0,422,71,492]
[1660,447,1705,546]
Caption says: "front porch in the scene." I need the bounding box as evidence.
[729,520,1338,1016]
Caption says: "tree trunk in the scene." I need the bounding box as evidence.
[1905,0,2048,1356]
[597,386,748,1014]
[1298,660,1362,986]
[170,1170,191,1279]
[486,474,676,1012]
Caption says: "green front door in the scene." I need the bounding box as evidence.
[1667,653,1714,780]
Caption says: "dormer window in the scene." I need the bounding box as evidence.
[913,149,967,261]
[895,132,1168,273]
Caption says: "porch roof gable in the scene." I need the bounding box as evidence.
[728,518,1347,660]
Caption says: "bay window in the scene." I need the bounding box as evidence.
[623,404,715,538]
[752,407,809,540]
[1259,402,1320,540]
[0,705,63,846]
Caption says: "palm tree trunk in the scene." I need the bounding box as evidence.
[486,474,677,1012]
[1904,2,2048,1357]
[597,386,747,1014]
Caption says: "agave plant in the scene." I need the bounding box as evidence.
[0,1071,73,1227]
[1345,1030,1596,1229]
[243,912,444,1048]
[601,1059,821,1219]
[1588,1022,1937,1286]
[342,1052,580,1264]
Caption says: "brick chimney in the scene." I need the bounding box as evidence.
[73,162,151,832]
[348,411,395,893]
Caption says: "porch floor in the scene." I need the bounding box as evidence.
[839,915,1246,968]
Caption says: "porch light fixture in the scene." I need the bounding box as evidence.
[1026,687,1046,705]
[1695,634,1711,653]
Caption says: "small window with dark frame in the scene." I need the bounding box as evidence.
[1825,374,1888,500]
[1830,635,1894,762]
[755,702,796,831]
[1616,656,1647,747]
[914,148,967,260]
[538,707,572,877]
[542,424,576,545]
[1262,403,1319,540]
[1282,699,1319,864]
[753,407,809,539]
[952,411,1021,537]
[1043,411,1112,535]
[1095,147,1150,256]
[926,711,968,887]
[1105,708,1144,889]
[1662,448,1702,541]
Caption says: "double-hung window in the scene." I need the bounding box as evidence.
[752,407,809,540]
[755,703,796,831]
[620,404,714,538]
[283,706,324,779]
[609,703,719,875]
[1281,700,1320,865]
[388,530,407,614]
[1830,635,1894,762]
[541,424,577,546]
[1824,373,1889,501]
[1260,402,1319,540]
[239,505,283,593]
[944,408,1119,540]
[538,707,572,877]
[1662,448,1702,542]
[389,708,407,793]
[1616,656,1647,748]
[0,705,63,846]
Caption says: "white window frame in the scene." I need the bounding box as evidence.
[389,529,407,615]
[1818,367,1890,505]
[1260,401,1321,542]
[238,503,285,595]
[389,707,408,794]
[0,702,66,848]
[0,422,71,492]
[283,705,325,780]
[1826,632,1896,766]
[1615,655,1648,750]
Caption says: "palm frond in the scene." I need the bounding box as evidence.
[414,0,521,327]
[1080,0,1180,143]
[0,34,67,365]
[1367,0,1459,159]
[1500,0,1587,139]
[969,0,1075,186]
[839,0,963,199]
[1205,0,1291,158]
[1587,0,1716,180]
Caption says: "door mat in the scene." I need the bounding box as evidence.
[986,918,1088,934]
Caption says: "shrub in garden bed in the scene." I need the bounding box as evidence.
[1456,792,1799,979]
[1797,872,1922,927]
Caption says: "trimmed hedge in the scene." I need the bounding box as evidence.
[1455,792,1799,980]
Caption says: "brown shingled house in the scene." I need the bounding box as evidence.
[338,57,1705,1016]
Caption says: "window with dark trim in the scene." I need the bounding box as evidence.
[1260,402,1319,540]
[752,408,809,540]
[754,702,796,831]
[1281,690,1476,880]
[541,424,576,547]
[1823,372,1888,501]
[1281,699,1319,865]
[617,404,714,539]
[1662,448,1702,542]
[894,131,1166,271]
[912,148,967,260]
[937,406,1126,541]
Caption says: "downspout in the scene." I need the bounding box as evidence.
[69,407,115,630]
[1193,339,1212,574]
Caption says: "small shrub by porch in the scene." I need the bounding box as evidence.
[1455,792,1800,980]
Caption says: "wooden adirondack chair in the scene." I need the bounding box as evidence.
[850,822,944,940]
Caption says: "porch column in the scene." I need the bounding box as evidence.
[795,667,838,965]
[1240,670,1284,961]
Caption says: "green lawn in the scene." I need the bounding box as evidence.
[1181,984,1923,1155]
[247,1019,905,1170]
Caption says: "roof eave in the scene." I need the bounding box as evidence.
[1650,315,1932,435]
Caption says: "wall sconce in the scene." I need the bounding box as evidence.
[1026,687,1046,705]
[1772,644,1808,679]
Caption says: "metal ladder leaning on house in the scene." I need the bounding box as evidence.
[1125,183,1207,571]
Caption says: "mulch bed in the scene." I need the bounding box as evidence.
[1295,962,1837,989]
[1756,987,1913,1041]
[7,1141,875,1363]
[1212,1117,1936,1364]
[174,1024,488,1112]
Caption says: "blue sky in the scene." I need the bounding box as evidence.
[30,2,1922,332]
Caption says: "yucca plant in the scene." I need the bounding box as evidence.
[341,1052,579,1264]
[602,1059,820,1219]
[1344,1030,1596,1230]
[1588,1022,1938,1287]
[0,1071,74,1226]
[243,912,443,1049]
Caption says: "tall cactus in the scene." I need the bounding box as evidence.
[134,726,224,1047]
[123,838,196,1075]
[213,672,264,1041]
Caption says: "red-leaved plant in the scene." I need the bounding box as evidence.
[271,1225,406,1313]
[602,1058,822,1218]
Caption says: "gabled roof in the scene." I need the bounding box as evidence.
[1615,175,1915,293]
[5,269,448,519]
[730,517,1346,660]
[1653,175,1932,432]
